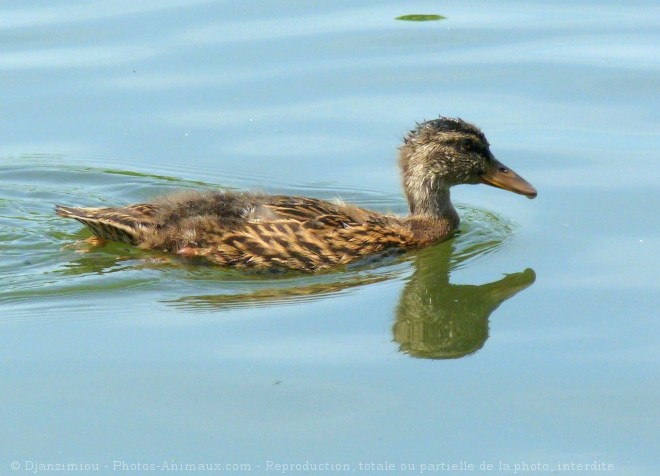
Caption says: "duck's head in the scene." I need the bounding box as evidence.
[399,117,537,216]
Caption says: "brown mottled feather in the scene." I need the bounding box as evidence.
[55,205,155,245]
[55,191,423,271]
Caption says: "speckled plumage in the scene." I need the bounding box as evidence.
[55,117,536,271]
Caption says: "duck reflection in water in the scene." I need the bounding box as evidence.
[393,240,535,359]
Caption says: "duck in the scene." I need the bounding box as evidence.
[55,117,536,272]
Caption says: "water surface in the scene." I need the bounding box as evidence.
[1,1,658,474]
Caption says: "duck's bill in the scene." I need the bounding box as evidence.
[480,158,537,199]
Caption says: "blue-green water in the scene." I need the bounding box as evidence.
[1,1,658,475]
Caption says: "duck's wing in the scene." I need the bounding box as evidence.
[262,195,384,224]
[55,204,158,245]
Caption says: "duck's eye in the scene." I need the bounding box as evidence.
[461,139,474,152]
[499,166,509,174]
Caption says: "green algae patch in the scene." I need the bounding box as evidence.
[395,14,446,22]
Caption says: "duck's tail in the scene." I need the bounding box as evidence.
[55,205,147,245]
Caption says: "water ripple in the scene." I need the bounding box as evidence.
[0,159,518,320]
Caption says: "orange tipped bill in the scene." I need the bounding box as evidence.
[481,158,537,199]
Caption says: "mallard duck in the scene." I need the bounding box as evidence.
[55,117,536,271]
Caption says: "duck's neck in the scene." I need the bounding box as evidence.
[407,185,459,224]
[404,187,460,245]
